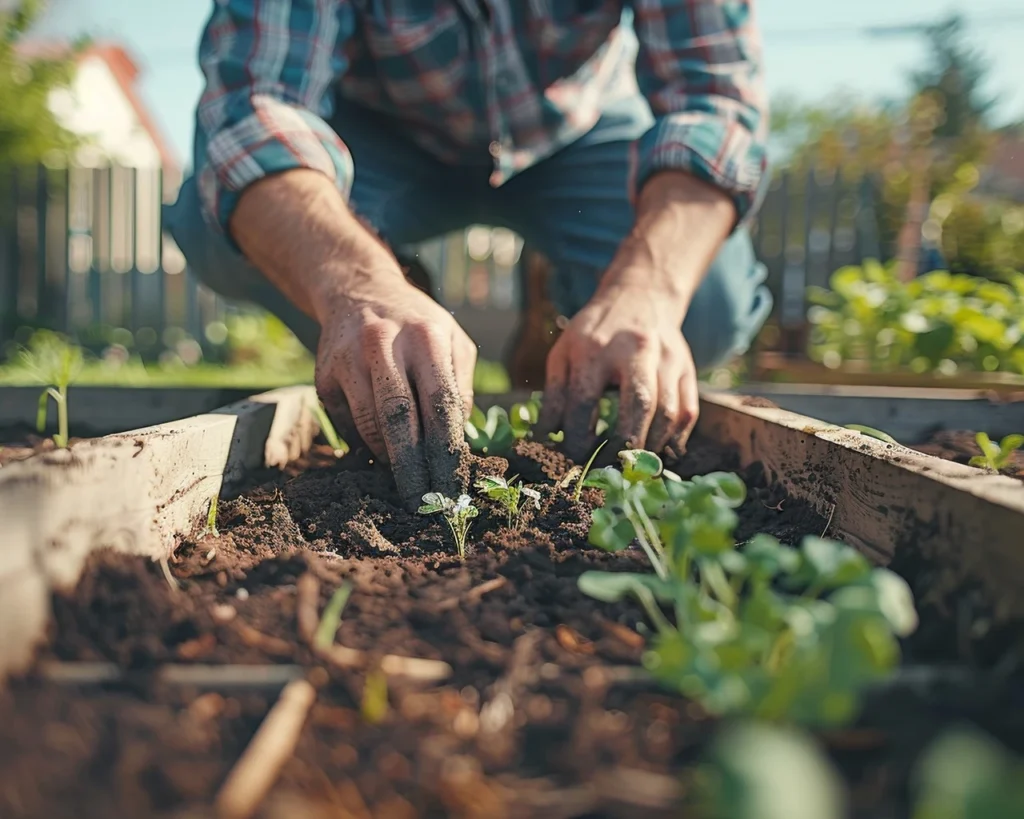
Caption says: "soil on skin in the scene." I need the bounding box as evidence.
[1,435,1019,819]
[913,428,1024,481]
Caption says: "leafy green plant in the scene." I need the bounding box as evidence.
[807,263,1024,377]
[313,582,353,652]
[968,432,1024,471]
[475,475,540,529]
[465,406,517,455]
[21,331,83,448]
[574,440,608,502]
[577,449,918,726]
[418,493,479,560]
[311,400,348,457]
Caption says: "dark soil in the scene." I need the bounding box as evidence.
[913,428,1024,481]
[1,436,1019,819]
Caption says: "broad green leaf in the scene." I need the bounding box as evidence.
[576,570,676,604]
[582,466,624,493]
[483,405,510,437]
[799,537,871,589]
[475,476,508,493]
[868,569,918,637]
[587,507,635,552]
[36,389,49,432]
[468,406,487,429]
[618,449,663,482]
[488,424,517,455]
[421,492,447,507]
[744,534,801,579]
[695,472,748,507]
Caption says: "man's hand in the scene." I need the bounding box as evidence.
[229,170,475,508]
[315,277,477,507]
[536,171,737,462]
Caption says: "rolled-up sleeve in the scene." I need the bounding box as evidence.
[630,0,769,226]
[195,0,355,236]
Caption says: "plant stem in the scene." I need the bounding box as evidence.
[701,561,737,611]
[574,440,607,502]
[624,500,668,580]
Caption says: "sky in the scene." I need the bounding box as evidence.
[34,1,1024,171]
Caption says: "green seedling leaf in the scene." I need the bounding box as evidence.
[361,667,389,725]
[313,582,353,652]
[694,723,846,819]
[867,569,919,637]
[694,472,747,508]
[574,439,608,502]
[588,507,636,552]
[582,465,625,493]
[521,486,541,509]
[475,475,509,493]
[548,430,565,443]
[205,495,220,538]
[744,534,801,580]
[798,537,872,591]
[418,492,448,515]
[35,389,49,433]
[577,570,676,605]
[468,406,487,429]
[618,449,663,482]
[845,424,898,445]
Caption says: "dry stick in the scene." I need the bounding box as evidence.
[38,661,306,689]
[215,679,317,819]
[435,575,508,613]
[296,572,453,682]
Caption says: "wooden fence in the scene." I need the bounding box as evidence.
[0,163,886,364]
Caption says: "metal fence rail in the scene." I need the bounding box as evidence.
[0,163,884,363]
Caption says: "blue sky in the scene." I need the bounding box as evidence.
[35,1,1024,171]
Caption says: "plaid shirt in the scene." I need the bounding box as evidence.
[196,1,768,237]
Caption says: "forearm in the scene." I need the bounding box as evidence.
[600,170,736,322]
[229,170,403,323]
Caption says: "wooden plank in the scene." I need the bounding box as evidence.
[728,383,1024,442]
[0,385,318,680]
[698,390,1024,623]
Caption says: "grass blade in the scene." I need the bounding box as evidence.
[313,582,353,651]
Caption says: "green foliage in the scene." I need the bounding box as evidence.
[21,330,82,447]
[0,1,82,167]
[968,432,1024,471]
[577,449,918,727]
[311,401,348,457]
[844,424,899,444]
[465,405,517,455]
[474,475,540,529]
[313,582,352,652]
[205,495,219,538]
[807,262,1024,376]
[418,492,479,561]
[360,667,389,725]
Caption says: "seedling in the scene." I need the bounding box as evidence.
[22,332,83,449]
[361,666,389,724]
[574,440,607,502]
[577,448,919,727]
[418,493,479,560]
[465,405,516,455]
[205,495,220,538]
[311,401,349,457]
[313,582,353,652]
[969,432,1024,471]
[475,475,541,529]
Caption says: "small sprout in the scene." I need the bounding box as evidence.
[574,440,607,502]
[475,475,541,529]
[465,405,517,455]
[968,432,1024,471]
[205,495,220,538]
[361,666,389,724]
[418,492,479,560]
[845,424,898,445]
[311,401,349,457]
[313,582,353,652]
[22,331,83,449]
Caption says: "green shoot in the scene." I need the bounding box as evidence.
[574,440,607,502]
[418,493,479,560]
[22,332,83,449]
[361,666,389,724]
[475,475,541,529]
[465,405,517,455]
[845,424,898,444]
[205,495,220,538]
[311,401,349,457]
[969,432,1024,471]
[313,582,353,652]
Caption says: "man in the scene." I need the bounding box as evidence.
[165,1,772,509]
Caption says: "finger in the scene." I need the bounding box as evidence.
[616,351,658,452]
[535,339,569,439]
[666,370,700,455]
[562,357,608,464]
[364,324,431,508]
[646,360,684,455]
[452,328,478,421]
[316,348,384,461]
[404,324,466,500]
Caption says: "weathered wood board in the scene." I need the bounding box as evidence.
[0,386,319,680]
[699,390,1024,622]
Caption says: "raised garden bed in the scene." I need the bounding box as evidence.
[1,389,1022,818]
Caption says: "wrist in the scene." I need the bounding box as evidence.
[310,261,407,322]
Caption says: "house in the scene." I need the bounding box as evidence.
[15,41,182,199]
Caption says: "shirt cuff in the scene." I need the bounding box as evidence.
[634,113,769,229]
[197,94,354,241]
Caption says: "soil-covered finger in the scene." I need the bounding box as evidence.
[417,363,471,499]
[535,344,569,438]
[616,360,657,451]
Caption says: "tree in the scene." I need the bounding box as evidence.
[0,0,79,167]
[910,14,995,140]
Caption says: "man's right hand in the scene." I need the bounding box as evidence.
[315,273,478,508]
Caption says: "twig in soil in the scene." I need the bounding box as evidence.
[158,555,179,593]
[38,661,307,689]
[820,502,836,538]
[435,576,507,613]
[215,678,317,819]
[235,621,295,657]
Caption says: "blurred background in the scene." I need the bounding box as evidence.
[1,0,1022,393]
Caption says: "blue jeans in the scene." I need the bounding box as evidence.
[165,95,772,368]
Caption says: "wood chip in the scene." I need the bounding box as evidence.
[435,576,508,613]
[598,620,645,651]
[555,624,594,655]
[235,621,294,658]
[215,679,317,819]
